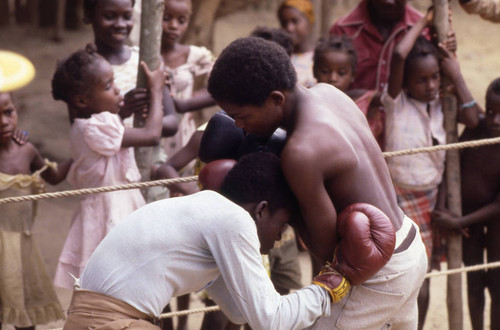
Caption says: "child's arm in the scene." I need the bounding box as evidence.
[433,193,500,229]
[121,61,165,148]
[162,86,179,137]
[151,131,202,195]
[387,10,433,99]
[438,44,480,128]
[30,147,72,185]
[173,89,216,113]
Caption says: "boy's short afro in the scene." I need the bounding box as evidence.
[208,37,297,106]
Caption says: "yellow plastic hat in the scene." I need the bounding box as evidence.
[0,50,35,92]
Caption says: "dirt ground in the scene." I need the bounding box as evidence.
[1,0,498,329]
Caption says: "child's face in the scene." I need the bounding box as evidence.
[279,7,311,49]
[313,50,353,92]
[485,92,500,137]
[82,59,123,115]
[88,0,134,48]
[0,93,18,145]
[405,55,440,103]
[162,1,191,48]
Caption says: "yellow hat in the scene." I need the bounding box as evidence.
[279,0,315,24]
[0,50,35,92]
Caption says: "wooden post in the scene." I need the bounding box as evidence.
[0,0,10,26]
[183,0,223,48]
[433,1,463,329]
[134,0,165,198]
[320,0,335,38]
[27,0,39,27]
[53,0,66,41]
[310,0,321,42]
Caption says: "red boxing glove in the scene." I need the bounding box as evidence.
[198,159,237,192]
[333,203,396,286]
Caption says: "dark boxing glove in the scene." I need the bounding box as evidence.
[312,203,395,302]
[199,110,287,163]
[198,159,237,192]
[199,111,245,163]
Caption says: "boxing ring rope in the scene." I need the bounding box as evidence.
[3,135,498,328]
[1,136,500,205]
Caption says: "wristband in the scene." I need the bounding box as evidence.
[460,100,476,110]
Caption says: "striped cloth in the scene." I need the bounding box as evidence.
[395,185,443,270]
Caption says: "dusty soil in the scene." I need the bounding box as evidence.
[1,0,498,329]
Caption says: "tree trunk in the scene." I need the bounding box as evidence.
[320,0,336,38]
[134,0,165,198]
[433,1,463,329]
[183,0,224,47]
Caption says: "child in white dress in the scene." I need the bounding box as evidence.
[160,0,215,165]
[51,44,165,289]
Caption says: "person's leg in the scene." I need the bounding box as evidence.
[463,224,486,330]
[486,220,500,330]
[160,305,174,330]
[417,277,430,330]
[200,297,231,330]
[176,294,190,330]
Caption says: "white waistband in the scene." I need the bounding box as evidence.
[395,215,414,250]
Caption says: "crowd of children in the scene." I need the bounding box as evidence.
[0,0,498,329]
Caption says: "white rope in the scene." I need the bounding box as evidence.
[2,137,500,205]
[424,261,500,278]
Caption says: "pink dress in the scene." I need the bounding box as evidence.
[54,112,145,288]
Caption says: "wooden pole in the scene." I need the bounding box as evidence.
[134,0,165,198]
[433,1,463,329]
[53,0,66,41]
[320,0,336,38]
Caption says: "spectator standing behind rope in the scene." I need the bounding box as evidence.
[51,45,165,289]
[0,91,71,330]
[381,9,480,329]
[278,0,317,87]
[433,77,500,330]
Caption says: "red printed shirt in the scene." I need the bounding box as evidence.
[330,0,424,91]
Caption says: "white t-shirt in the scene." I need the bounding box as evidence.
[80,190,330,329]
[382,91,446,189]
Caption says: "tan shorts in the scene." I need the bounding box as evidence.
[64,289,160,330]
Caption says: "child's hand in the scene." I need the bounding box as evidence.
[443,30,457,54]
[120,87,150,119]
[141,60,165,93]
[432,209,461,229]
[12,129,28,145]
[438,43,461,81]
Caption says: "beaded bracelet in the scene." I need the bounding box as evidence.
[460,100,476,110]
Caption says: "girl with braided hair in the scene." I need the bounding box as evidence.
[51,44,165,289]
